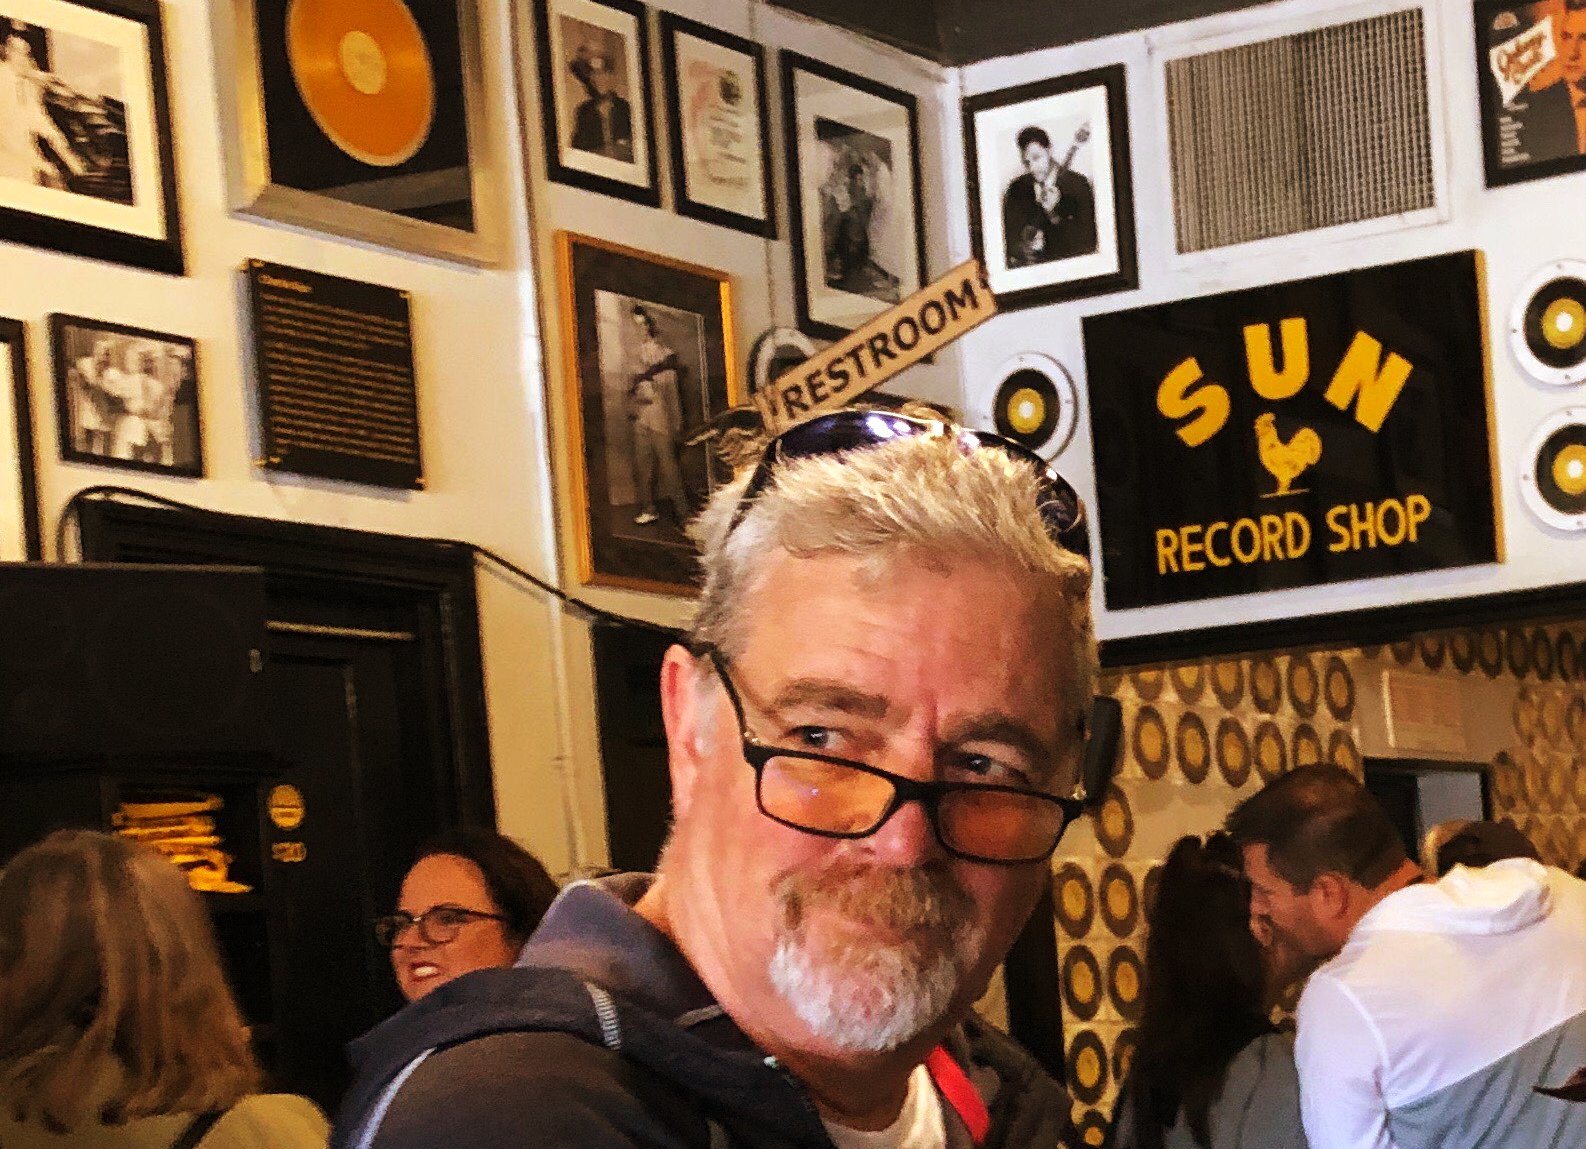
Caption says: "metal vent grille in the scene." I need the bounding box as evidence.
[1166,8,1434,253]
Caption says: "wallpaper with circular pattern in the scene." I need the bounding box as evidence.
[1054,623,1586,1133]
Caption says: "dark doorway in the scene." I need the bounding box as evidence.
[76,501,494,1110]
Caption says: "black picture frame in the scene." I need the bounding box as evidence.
[532,0,660,206]
[660,12,774,237]
[1,317,42,559]
[1474,1,1586,187]
[0,0,184,274]
[781,51,927,341]
[50,313,202,478]
[556,231,742,595]
[964,65,1137,309]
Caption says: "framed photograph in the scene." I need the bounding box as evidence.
[533,0,658,206]
[0,0,182,274]
[556,232,741,594]
[212,0,502,265]
[781,52,926,341]
[1475,1,1586,187]
[964,66,1137,309]
[1,318,42,559]
[660,12,774,237]
[50,313,201,477]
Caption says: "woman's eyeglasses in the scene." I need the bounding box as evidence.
[725,409,1088,557]
[374,904,509,948]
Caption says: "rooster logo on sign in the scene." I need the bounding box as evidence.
[1255,413,1321,497]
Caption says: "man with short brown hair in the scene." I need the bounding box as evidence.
[1228,764,1586,1149]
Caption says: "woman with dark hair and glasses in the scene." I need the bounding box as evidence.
[377,829,559,1003]
[1110,833,1307,1149]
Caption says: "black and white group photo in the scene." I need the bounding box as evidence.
[592,288,710,544]
[0,15,131,202]
[52,316,201,476]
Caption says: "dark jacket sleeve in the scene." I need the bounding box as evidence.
[370,1032,711,1149]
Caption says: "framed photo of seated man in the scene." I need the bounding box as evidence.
[964,65,1137,309]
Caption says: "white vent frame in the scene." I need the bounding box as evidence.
[1144,0,1450,268]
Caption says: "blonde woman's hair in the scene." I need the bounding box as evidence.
[0,829,261,1130]
[688,426,1096,707]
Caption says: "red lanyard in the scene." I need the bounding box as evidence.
[925,1046,990,1146]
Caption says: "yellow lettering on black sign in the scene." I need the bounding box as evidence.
[1154,494,1433,577]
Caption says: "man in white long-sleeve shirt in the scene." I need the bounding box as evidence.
[1227,765,1586,1149]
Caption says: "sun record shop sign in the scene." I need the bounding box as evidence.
[1083,251,1499,611]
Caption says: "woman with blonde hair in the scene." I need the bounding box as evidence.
[0,829,327,1148]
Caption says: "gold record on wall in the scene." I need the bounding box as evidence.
[1171,663,1206,703]
[1533,630,1557,680]
[1450,630,1477,674]
[1099,862,1140,937]
[1133,706,1171,779]
[1418,634,1447,671]
[1053,861,1096,938]
[1291,723,1323,769]
[1061,944,1104,1021]
[1216,717,1252,788]
[1107,945,1144,1021]
[286,0,436,167]
[1477,629,1505,678]
[1327,729,1361,774]
[1254,720,1288,782]
[1286,654,1319,719]
[1095,784,1136,858]
[1067,1029,1109,1104]
[1175,711,1211,784]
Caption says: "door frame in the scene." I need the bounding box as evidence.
[75,500,495,827]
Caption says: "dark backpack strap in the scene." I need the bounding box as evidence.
[170,1108,227,1149]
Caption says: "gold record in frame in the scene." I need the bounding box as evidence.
[286,0,436,167]
[1061,945,1104,1021]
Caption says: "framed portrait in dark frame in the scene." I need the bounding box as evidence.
[533,0,659,206]
[0,0,183,274]
[660,12,774,237]
[781,51,926,341]
[556,232,742,595]
[964,66,1137,309]
[1,318,42,559]
[1475,0,1586,187]
[50,313,202,477]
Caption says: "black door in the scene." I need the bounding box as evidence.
[77,502,494,1110]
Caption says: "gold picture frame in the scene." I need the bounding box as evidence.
[557,232,741,596]
[212,0,503,265]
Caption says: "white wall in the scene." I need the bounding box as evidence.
[11,0,589,870]
[955,0,1586,644]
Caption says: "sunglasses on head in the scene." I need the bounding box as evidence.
[726,409,1089,555]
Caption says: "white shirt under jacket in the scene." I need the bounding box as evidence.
[1294,858,1586,1149]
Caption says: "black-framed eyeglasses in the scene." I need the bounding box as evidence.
[703,648,1086,866]
[374,904,510,949]
[725,410,1089,557]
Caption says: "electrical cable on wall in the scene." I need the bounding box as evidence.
[53,485,683,641]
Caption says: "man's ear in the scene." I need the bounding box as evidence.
[660,644,708,819]
[1309,871,1353,923]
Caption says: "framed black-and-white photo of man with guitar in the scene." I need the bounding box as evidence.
[964,65,1136,308]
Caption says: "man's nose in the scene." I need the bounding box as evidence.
[864,792,942,866]
[390,921,427,950]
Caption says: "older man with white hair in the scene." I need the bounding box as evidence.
[335,408,1099,1149]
